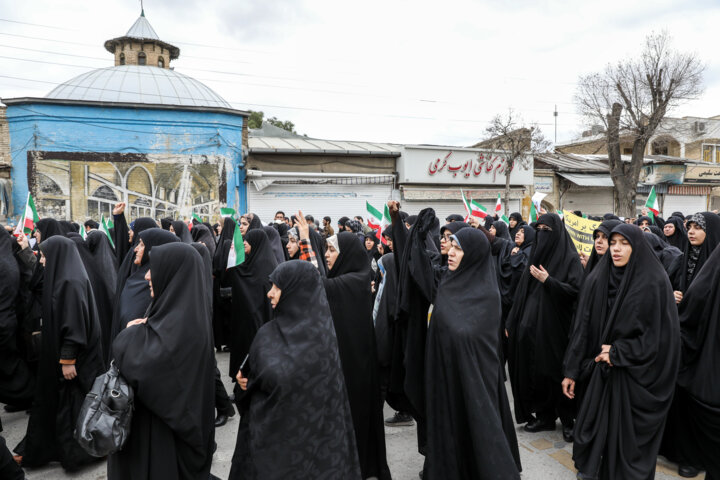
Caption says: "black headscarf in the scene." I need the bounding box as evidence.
[308,226,329,275]
[363,232,381,263]
[426,228,521,477]
[57,220,75,235]
[508,212,526,239]
[160,217,173,230]
[262,225,285,265]
[246,213,263,231]
[506,213,584,424]
[229,261,361,479]
[323,232,390,480]
[644,231,683,288]
[664,216,688,252]
[109,229,179,341]
[565,224,679,479]
[648,225,666,243]
[213,217,237,274]
[21,236,105,470]
[637,215,653,226]
[171,220,192,244]
[493,220,513,241]
[439,221,470,267]
[678,212,720,292]
[190,242,213,321]
[34,218,64,242]
[191,223,216,258]
[114,216,157,290]
[585,219,622,275]
[228,229,277,378]
[110,243,215,480]
[445,214,464,223]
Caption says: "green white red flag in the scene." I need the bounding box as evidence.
[645,186,659,219]
[14,193,40,236]
[366,201,390,244]
[220,207,237,220]
[226,221,245,269]
[79,222,86,240]
[461,189,488,220]
[100,214,115,249]
[495,194,502,212]
[192,212,203,224]
[500,214,510,225]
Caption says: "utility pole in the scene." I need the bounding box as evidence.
[553,105,558,144]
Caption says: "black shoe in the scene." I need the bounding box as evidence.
[562,426,574,442]
[3,404,30,413]
[385,411,414,427]
[678,465,700,478]
[215,414,229,427]
[418,470,423,479]
[523,419,556,433]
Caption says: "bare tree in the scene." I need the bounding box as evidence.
[576,31,704,217]
[479,110,551,216]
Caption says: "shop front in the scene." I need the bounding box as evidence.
[396,145,532,219]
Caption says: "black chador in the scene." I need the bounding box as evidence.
[229,261,361,480]
[507,213,583,429]
[564,224,679,479]
[109,243,215,480]
[425,228,521,479]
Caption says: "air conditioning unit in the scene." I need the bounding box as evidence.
[695,121,707,133]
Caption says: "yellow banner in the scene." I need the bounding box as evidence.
[562,210,600,255]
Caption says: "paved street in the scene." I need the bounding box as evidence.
[1,353,702,480]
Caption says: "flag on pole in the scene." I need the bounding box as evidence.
[495,194,502,213]
[192,212,203,224]
[14,193,40,236]
[645,186,659,220]
[226,221,245,269]
[79,223,86,240]
[461,190,488,220]
[500,214,510,225]
[100,214,115,249]
[530,191,547,223]
[530,202,538,223]
[366,201,391,244]
[220,207,237,220]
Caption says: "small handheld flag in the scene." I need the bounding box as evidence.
[220,207,237,220]
[461,190,488,220]
[192,212,203,224]
[79,223,86,240]
[100,214,115,249]
[227,221,245,269]
[366,201,391,244]
[645,186,659,220]
[495,194,502,213]
[14,193,40,236]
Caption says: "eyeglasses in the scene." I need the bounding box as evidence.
[441,233,452,241]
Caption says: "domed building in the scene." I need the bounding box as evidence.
[2,9,248,221]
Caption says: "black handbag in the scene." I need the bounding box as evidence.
[74,361,134,457]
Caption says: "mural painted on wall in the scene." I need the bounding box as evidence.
[28,151,225,221]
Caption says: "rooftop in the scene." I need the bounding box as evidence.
[249,136,402,156]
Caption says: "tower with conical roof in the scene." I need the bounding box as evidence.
[103,9,180,69]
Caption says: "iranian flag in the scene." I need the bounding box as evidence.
[100,214,115,249]
[14,193,40,236]
[500,214,511,225]
[220,207,237,220]
[645,186,659,219]
[226,221,245,269]
[495,194,502,213]
[530,191,547,222]
[530,202,538,223]
[461,189,488,219]
[79,223,86,240]
[366,201,391,244]
[192,212,203,224]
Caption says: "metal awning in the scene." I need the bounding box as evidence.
[558,173,614,187]
[246,170,395,191]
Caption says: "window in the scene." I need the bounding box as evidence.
[623,148,633,155]
[158,56,165,68]
[119,53,125,65]
[702,144,720,163]
[138,52,146,65]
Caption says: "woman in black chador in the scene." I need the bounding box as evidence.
[229,261,361,480]
[109,243,216,480]
[506,213,583,440]
[563,224,679,480]
[212,217,238,350]
[171,220,193,243]
[16,236,105,471]
[662,240,720,479]
[296,217,391,480]
[425,228,521,479]
[583,219,622,275]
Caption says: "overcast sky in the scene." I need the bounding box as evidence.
[1,0,719,146]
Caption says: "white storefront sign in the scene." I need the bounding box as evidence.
[397,145,533,185]
[534,176,554,193]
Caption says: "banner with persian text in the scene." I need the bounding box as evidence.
[562,210,600,255]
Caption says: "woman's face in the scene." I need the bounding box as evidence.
[325,244,339,270]
[39,251,46,267]
[365,237,375,250]
[145,269,154,297]
[34,229,41,243]
[663,223,675,237]
[509,218,517,228]
[447,240,464,271]
[134,239,145,265]
[515,228,525,246]
[688,223,706,246]
[217,224,223,235]
[243,240,251,255]
[609,233,632,267]
[383,236,393,251]
[489,225,497,236]
[267,284,281,309]
[169,225,175,233]
[639,219,650,227]
[440,231,452,255]
[286,237,299,257]
[240,217,250,235]
[594,231,608,256]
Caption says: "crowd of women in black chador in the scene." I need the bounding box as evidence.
[2,201,720,480]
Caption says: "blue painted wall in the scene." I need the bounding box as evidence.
[6,102,246,217]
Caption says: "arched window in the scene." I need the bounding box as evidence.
[157,56,165,68]
[119,53,125,65]
[138,52,146,66]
